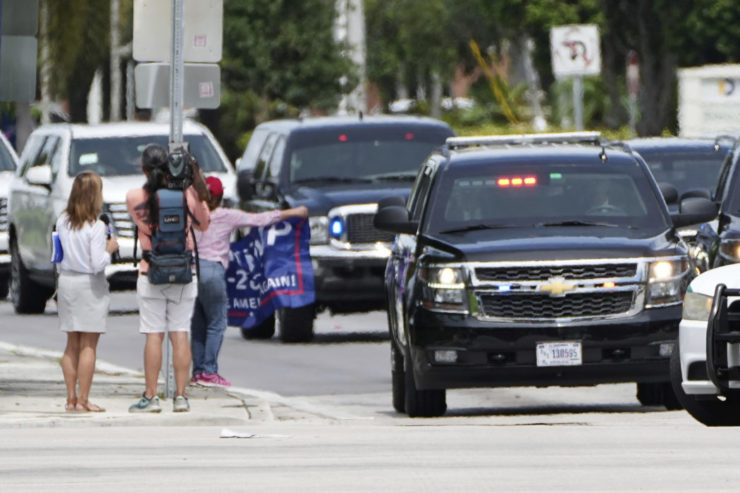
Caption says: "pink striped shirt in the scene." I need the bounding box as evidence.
[194,208,282,268]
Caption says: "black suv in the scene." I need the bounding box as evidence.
[374,132,717,417]
[236,115,454,342]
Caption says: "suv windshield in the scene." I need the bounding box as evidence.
[0,141,15,171]
[288,127,449,184]
[637,148,727,196]
[425,161,670,236]
[68,135,225,176]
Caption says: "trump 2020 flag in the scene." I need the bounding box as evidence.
[226,217,314,329]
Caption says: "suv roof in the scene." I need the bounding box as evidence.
[255,114,454,133]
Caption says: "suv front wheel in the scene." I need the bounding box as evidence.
[10,237,51,314]
[278,304,315,343]
[403,347,446,417]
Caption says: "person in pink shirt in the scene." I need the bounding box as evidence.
[126,144,211,413]
[190,176,307,386]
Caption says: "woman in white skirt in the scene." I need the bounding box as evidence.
[56,172,119,412]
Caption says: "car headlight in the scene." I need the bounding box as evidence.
[419,265,467,312]
[309,216,328,244]
[646,258,688,306]
[719,239,740,262]
[682,290,713,321]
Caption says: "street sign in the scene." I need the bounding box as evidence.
[133,0,222,63]
[550,24,601,79]
[0,0,39,102]
[135,62,220,109]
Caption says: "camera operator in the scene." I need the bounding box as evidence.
[125,143,210,413]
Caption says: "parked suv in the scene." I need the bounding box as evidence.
[236,115,455,342]
[0,132,20,299]
[374,132,717,416]
[7,120,235,314]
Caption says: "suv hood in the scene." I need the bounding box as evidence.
[289,183,410,211]
[424,232,681,262]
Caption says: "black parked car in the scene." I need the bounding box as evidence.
[374,132,717,416]
[236,115,455,342]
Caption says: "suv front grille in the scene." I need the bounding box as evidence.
[476,263,637,281]
[0,197,7,232]
[346,213,394,243]
[479,291,634,318]
[106,202,135,238]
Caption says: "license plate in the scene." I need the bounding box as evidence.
[536,341,582,367]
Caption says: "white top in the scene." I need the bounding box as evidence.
[55,212,111,274]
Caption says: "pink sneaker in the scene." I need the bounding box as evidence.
[199,373,231,387]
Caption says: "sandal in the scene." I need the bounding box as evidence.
[75,402,106,413]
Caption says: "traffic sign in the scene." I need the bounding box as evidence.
[550,24,601,79]
[134,62,221,109]
[133,0,222,63]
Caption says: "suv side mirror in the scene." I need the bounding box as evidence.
[671,197,719,228]
[374,205,417,234]
[377,195,407,209]
[25,165,52,189]
[680,188,712,201]
[237,169,256,200]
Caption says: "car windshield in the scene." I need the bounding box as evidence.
[0,141,16,171]
[637,148,727,197]
[68,134,226,176]
[425,162,670,236]
[288,127,450,184]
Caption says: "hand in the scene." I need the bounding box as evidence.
[106,237,119,255]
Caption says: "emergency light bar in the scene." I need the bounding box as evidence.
[445,131,603,149]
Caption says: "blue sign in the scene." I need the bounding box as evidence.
[226,217,314,329]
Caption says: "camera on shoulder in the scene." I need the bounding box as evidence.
[166,145,194,190]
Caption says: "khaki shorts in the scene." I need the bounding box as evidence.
[136,275,197,333]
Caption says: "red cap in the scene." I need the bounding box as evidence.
[205,176,223,197]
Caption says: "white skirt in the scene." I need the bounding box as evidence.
[57,271,110,333]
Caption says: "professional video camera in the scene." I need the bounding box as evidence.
[165,145,194,190]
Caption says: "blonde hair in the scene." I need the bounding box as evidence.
[65,172,103,230]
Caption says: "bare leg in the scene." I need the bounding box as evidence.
[75,332,101,409]
[144,333,165,398]
[61,332,81,408]
[169,331,192,397]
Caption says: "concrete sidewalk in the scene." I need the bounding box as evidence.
[0,341,270,428]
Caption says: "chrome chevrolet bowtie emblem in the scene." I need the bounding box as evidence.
[539,277,576,297]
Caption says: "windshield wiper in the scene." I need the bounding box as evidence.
[537,220,633,229]
[371,174,417,182]
[438,223,523,234]
[293,176,374,185]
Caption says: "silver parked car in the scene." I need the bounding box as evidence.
[0,131,20,299]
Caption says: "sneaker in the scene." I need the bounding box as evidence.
[129,394,161,413]
[173,395,190,413]
[189,373,202,386]
[199,373,231,387]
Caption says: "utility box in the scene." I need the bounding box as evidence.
[678,64,740,137]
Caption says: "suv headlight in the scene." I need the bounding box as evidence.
[719,239,740,262]
[682,290,713,321]
[309,216,328,244]
[419,265,467,312]
[646,258,688,306]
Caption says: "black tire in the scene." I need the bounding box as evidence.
[669,341,740,426]
[403,350,446,417]
[278,304,315,343]
[636,382,682,410]
[10,238,50,314]
[240,314,275,340]
[0,274,9,299]
[391,341,405,413]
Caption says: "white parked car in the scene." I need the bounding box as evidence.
[0,132,20,299]
[671,262,740,425]
[7,120,235,313]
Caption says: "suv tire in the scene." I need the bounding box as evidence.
[391,340,406,413]
[10,238,51,314]
[0,274,8,299]
[403,348,446,417]
[670,341,740,426]
[636,382,682,410]
[278,304,315,343]
[240,314,276,340]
